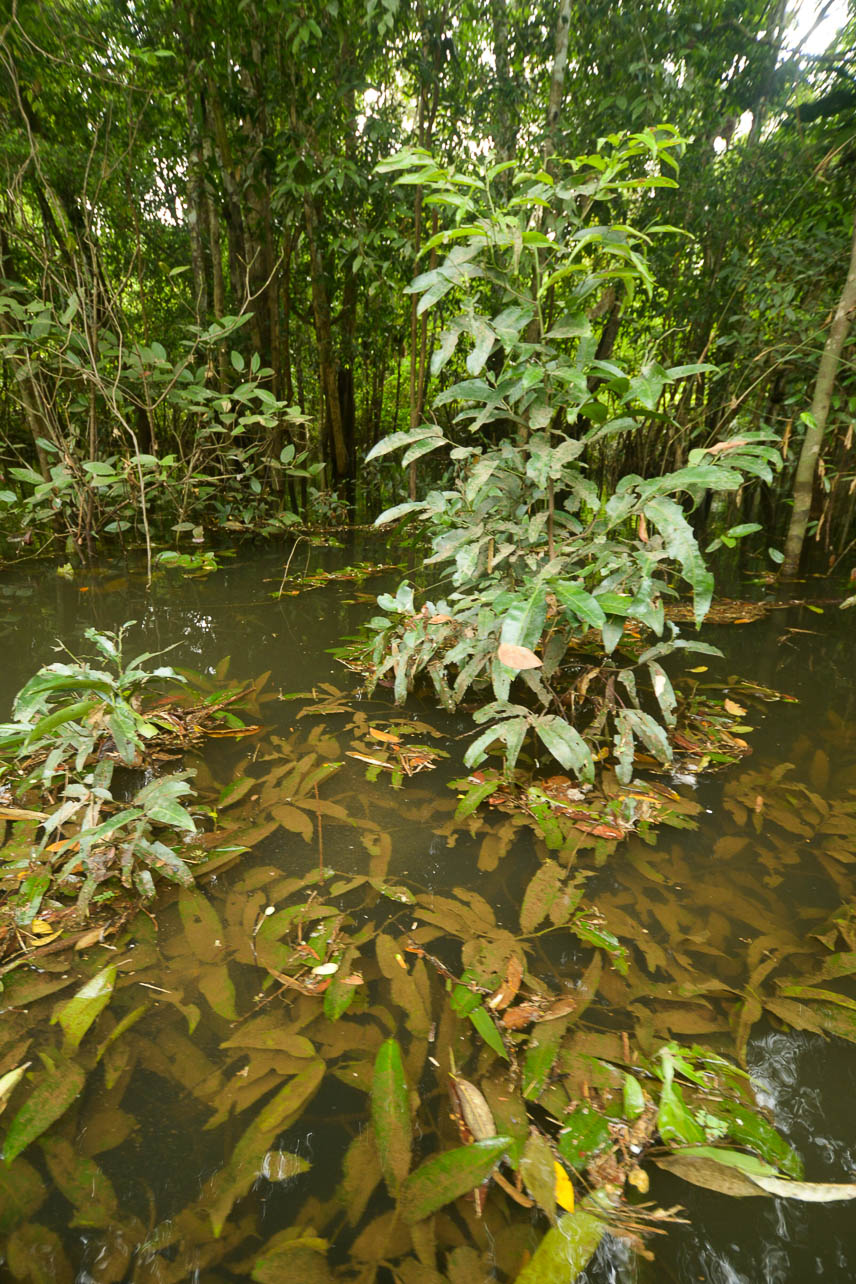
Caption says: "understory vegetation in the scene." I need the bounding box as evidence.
[2,1,856,1280]
[0,0,854,573]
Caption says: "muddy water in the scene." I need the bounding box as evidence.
[1,543,855,1283]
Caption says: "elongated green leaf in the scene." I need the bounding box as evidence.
[25,698,98,747]
[366,427,443,463]
[522,1018,567,1101]
[3,1059,86,1163]
[512,1207,605,1283]
[534,716,594,782]
[558,1106,611,1170]
[644,496,713,625]
[400,1136,510,1222]
[572,921,628,974]
[206,1060,325,1235]
[468,1004,509,1060]
[657,1078,705,1145]
[520,860,565,934]
[551,581,606,630]
[500,586,547,652]
[455,777,500,820]
[52,965,117,1050]
[371,1038,411,1195]
[521,1130,556,1219]
[40,1137,118,1227]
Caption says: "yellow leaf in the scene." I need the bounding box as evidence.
[554,1161,575,1212]
[29,918,56,936]
[369,727,401,744]
[628,1165,649,1193]
[687,666,708,673]
[723,699,746,716]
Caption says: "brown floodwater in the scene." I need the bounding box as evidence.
[0,540,854,1284]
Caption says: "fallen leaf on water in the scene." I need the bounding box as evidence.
[555,1161,576,1212]
[369,727,401,744]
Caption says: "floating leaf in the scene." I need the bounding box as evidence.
[450,1078,496,1141]
[554,1161,576,1212]
[558,1105,612,1171]
[261,1150,312,1181]
[655,1147,856,1202]
[52,965,117,1050]
[3,1059,86,1163]
[371,1038,411,1196]
[512,1207,605,1284]
[521,1130,556,1220]
[400,1136,510,1222]
[0,1063,30,1117]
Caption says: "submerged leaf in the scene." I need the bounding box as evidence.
[400,1136,510,1222]
[0,1156,46,1233]
[3,1059,86,1163]
[371,1038,412,1196]
[205,1059,325,1235]
[40,1137,118,1227]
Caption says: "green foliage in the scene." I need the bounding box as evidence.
[365,144,779,781]
[0,292,316,545]
[0,623,184,776]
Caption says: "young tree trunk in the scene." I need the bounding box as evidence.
[185,96,209,322]
[781,209,856,577]
[543,0,572,164]
[303,189,349,482]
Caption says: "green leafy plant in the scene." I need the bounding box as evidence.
[0,622,185,780]
[364,139,780,782]
[33,760,197,911]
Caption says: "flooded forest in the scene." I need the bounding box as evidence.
[1,1,856,1281]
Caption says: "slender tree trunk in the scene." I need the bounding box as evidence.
[185,96,209,322]
[781,209,856,577]
[303,189,349,481]
[543,0,572,165]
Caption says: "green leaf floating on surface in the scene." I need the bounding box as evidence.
[655,1146,856,1201]
[3,1058,86,1163]
[51,964,117,1050]
[400,1136,510,1222]
[512,1206,605,1284]
[371,1037,411,1195]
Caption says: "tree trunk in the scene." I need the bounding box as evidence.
[781,209,856,577]
[185,96,209,322]
[303,189,349,481]
[543,0,572,165]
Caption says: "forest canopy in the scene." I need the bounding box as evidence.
[0,0,854,574]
